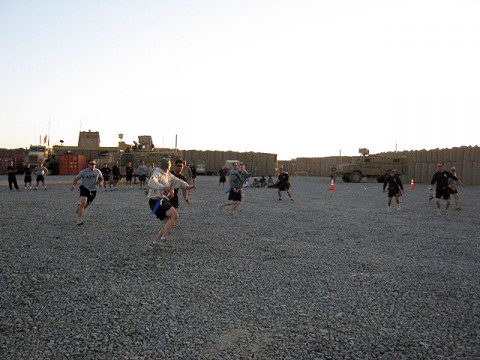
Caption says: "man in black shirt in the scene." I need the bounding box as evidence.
[383,169,404,212]
[429,163,458,215]
[277,166,293,201]
[7,160,19,191]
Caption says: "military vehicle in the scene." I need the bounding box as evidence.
[24,145,59,174]
[195,160,206,175]
[336,148,407,183]
[95,135,182,175]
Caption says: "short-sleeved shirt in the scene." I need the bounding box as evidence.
[75,168,103,191]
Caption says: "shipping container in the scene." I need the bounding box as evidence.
[59,154,87,175]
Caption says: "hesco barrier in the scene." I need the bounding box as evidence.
[47,145,479,185]
[278,146,479,186]
[180,150,278,177]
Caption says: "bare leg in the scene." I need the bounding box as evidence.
[160,207,179,239]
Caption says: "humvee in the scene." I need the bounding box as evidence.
[336,148,408,183]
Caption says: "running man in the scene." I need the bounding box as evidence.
[71,159,104,226]
[277,166,293,201]
[429,163,458,215]
[147,158,194,247]
[218,162,244,215]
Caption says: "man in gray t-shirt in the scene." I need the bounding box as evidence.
[138,160,149,189]
[71,160,103,226]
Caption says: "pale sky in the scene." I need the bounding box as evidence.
[1,0,479,159]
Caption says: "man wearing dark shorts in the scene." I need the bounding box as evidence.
[24,162,33,190]
[277,166,293,201]
[138,160,149,190]
[429,163,458,215]
[383,169,404,212]
[34,161,49,190]
[217,162,244,215]
[125,161,134,189]
[171,159,191,208]
[71,160,103,225]
[218,165,228,188]
[112,161,121,189]
[100,163,112,191]
[147,158,193,247]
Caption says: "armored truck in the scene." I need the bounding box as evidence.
[336,148,407,183]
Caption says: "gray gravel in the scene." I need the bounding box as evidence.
[1,175,479,359]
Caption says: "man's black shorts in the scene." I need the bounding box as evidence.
[79,185,97,204]
[436,187,450,200]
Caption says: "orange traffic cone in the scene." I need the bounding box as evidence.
[329,179,335,191]
[409,178,415,190]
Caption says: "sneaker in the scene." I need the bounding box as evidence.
[436,209,441,216]
[35,187,38,190]
[77,220,84,226]
[387,207,392,213]
[44,187,47,190]
[455,207,462,211]
[217,204,222,210]
[150,239,173,248]
[228,210,234,215]
[290,198,294,201]
[397,205,401,211]
[278,198,282,201]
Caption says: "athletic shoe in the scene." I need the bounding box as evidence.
[150,239,172,248]
[455,207,462,211]
[387,207,392,213]
[397,205,401,211]
[77,220,84,226]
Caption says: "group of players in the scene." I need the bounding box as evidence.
[382,163,463,214]
[69,159,463,246]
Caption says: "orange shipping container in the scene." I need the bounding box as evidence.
[58,155,87,175]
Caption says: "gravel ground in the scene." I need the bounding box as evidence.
[1,175,479,359]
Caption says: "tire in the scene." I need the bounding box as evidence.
[342,175,351,183]
[349,171,362,183]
